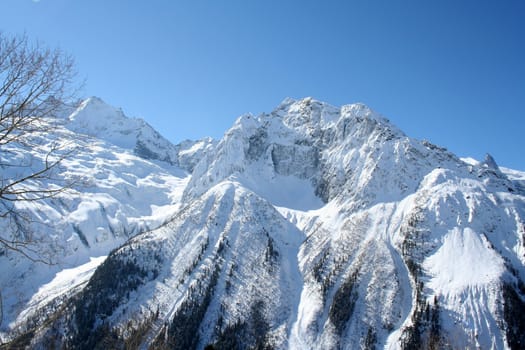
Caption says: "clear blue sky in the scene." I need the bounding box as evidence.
[2,0,524,170]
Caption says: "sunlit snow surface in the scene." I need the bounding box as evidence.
[1,97,524,349]
[0,97,192,336]
[424,227,504,293]
[12,256,107,328]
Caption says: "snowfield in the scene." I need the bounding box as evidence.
[1,97,524,349]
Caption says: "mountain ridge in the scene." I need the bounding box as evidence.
[1,97,524,349]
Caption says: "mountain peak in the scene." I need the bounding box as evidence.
[67,97,143,150]
[482,153,500,170]
[82,95,110,106]
[74,96,127,121]
[341,101,373,117]
[66,97,183,166]
[3,96,524,349]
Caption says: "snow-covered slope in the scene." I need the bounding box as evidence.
[66,97,180,165]
[0,98,194,339]
[66,97,216,170]
[2,97,524,350]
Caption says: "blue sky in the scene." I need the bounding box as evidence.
[2,0,524,170]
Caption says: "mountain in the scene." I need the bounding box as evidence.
[0,97,207,339]
[1,97,524,349]
[66,97,216,169]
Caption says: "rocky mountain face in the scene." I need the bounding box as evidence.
[1,97,524,349]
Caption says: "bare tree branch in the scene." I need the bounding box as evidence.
[0,32,80,265]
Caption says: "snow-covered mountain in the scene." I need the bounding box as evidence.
[0,97,207,340]
[1,97,524,349]
[66,97,216,169]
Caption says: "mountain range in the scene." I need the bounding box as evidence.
[0,96,524,349]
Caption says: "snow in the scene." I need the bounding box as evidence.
[67,96,180,165]
[68,97,139,149]
[234,172,323,211]
[12,256,107,328]
[0,97,190,336]
[460,156,480,167]
[2,96,525,349]
[501,166,525,181]
[178,139,211,156]
[423,227,505,294]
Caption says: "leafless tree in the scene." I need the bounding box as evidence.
[0,32,79,264]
